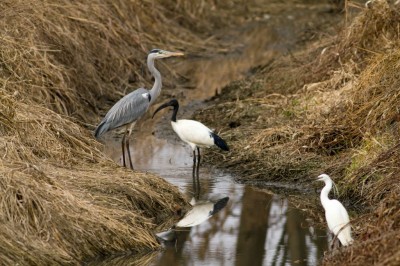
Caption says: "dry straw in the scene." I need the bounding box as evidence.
[0,94,188,263]
[196,1,400,264]
[0,0,249,263]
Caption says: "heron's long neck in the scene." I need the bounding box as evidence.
[320,179,333,209]
[171,104,179,122]
[147,56,161,104]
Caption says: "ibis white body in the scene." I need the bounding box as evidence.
[171,119,216,150]
[153,99,229,153]
[176,201,215,227]
[317,174,353,246]
[176,197,229,227]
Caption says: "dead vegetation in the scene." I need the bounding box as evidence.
[1,0,398,263]
[0,89,190,264]
[196,0,400,264]
[0,0,256,263]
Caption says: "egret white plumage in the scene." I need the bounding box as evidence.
[94,49,184,169]
[152,99,229,174]
[317,174,354,247]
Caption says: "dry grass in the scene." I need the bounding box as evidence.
[0,0,256,263]
[196,0,400,264]
[0,90,188,263]
[0,0,245,123]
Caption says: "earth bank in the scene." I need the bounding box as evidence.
[195,1,400,265]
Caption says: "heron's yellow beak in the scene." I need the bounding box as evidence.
[166,51,184,57]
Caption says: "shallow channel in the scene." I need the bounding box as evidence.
[99,2,338,264]
[102,119,329,265]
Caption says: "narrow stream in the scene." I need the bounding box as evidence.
[99,3,336,265]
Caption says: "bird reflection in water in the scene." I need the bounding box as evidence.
[156,170,229,244]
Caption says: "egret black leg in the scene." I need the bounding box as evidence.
[121,132,127,167]
[330,233,339,250]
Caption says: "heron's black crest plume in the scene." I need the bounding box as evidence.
[149,49,161,54]
[211,132,229,151]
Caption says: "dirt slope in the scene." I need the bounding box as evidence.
[196,1,400,264]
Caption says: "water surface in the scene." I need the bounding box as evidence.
[99,2,338,264]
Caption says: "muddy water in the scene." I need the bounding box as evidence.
[103,129,329,265]
[100,2,336,265]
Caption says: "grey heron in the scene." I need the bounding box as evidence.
[94,49,184,169]
[316,174,354,247]
[152,99,229,174]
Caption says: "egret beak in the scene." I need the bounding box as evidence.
[316,175,325,182]
[152,102,172,119]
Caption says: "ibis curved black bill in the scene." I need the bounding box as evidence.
[152,99,179,119]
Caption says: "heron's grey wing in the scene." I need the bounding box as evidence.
[95,88,150,137]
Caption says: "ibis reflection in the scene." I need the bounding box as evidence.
[102,128,329,265]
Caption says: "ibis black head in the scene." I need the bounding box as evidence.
[152,99,179,121]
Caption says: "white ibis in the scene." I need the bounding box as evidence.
[155,197,229,243]
[152,99,229,174]
[316,174,354,247]
[176,197,229,227]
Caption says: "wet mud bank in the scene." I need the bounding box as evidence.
[2,0,398,264]
[95,2,347,265]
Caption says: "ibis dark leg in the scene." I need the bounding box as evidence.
[192,149,196,178]
[192,149,200,199]
[196,147,201,178]
[195,147,201,196]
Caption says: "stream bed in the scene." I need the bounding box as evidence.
[99,2,340,264]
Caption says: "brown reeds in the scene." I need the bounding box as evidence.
[0,93,188,264]
[0,0,241,123]
[0,0,252,263]
[196,0,400,264]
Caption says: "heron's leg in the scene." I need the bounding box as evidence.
[126,122,136,170]
[122,131,127,167]
[126,137,134,170]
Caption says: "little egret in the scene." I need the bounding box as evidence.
[94,49,184,169]
[152,99,229,174]
[317,174,354,247]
